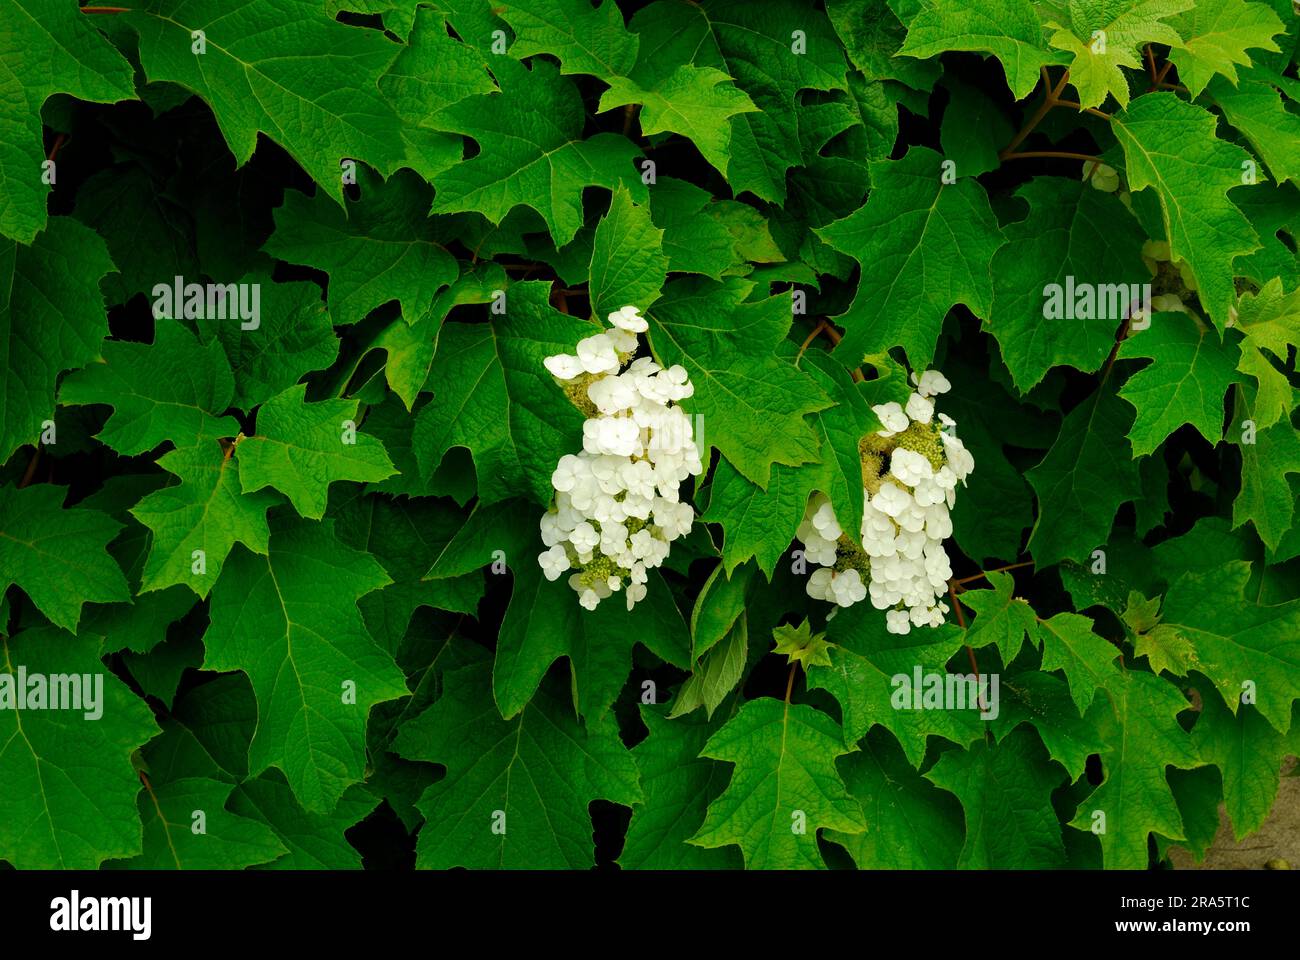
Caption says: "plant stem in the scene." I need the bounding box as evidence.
[18,448,41,488]
[1002,150,1103,164]
[795,320,828,362]
[998,67,1073,159]
[952,561,1036,586]
[1052,101,1112,120]
[948,581,968,630]
[784,662,797,704]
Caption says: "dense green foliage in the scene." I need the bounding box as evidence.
[1,0,1298,870]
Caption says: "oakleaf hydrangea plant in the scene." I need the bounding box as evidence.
[538,307,703,610]
[0,0,1296,883]
[796,369,973,633]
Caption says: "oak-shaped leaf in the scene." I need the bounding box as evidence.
[1068,669,1200,869]
[0,628,158,868]
[689,698,868,868]
[817,146,1003,369]
[237,384,396,520]
[395,655,643,868]
[0,484,129,632]
[646,276,833,487]
[1,218,118,463]
[204,514,408,812]
[0,2,135,243]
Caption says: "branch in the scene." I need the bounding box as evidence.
[951,561,1036,587]
[1002,150,1104,164]
[1052,101,1113,120]
[1152,60,1176,90]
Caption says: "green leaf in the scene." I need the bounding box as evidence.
[1115,311,1237,455]
[1234,278,1300,429]
[125,0,407,210]
[237,384,396,520]
[991,670,1105,781]
[588,186,668,319]
[1046,0,1194,108]
[689,698,867,868]
[498,0,639,77]
[927,726,1068,868]
[1,218,117,463]
[626,0,848,202]
[60,322,240,456]
[898,0,1061,99]
[689,560,757,660]
[1112,93,1260,330]
[961,571,1039,663]
[131,438,280,598]
[495,554,690,720]
[1069,669,1200,869]
[1169,0,1285,97]
[807,603,985,765]
[158,672,379,867]
[1026,381,1143,567]
[1123,591,1197,676]
[331,491,484,655]
[669,617,749,719]
[120,630,203,707]
[941,358,1045,562]
[1232,387,1300,550]
[647,277,833,486]
[1032,611,1122,715]
[369,263,508,412]
[827,726,965,869]
[824,1,929,87]
[987,178,1148,391]
[71,164,202,308]
[395,657,643,868]
[198,277,339,412]
[204,515,407,812]
[598,66,758,178]
[1165,766,1223,862]
[1159,561,1300,732]
[1209,70,1300,185]
[702,458,812,578]
[817,146,1003,368]
[798,349,880,554]
[939,81,1014,178]
[1192,686,1296,839]
[429,57,646,245]
[378,6,495,183]
[266,170,458,328]
[696,348,870,573]
[122,773,286,870]
[0,1,135,243]
[0,484,129,632]
[229,775,378,869]
[648,178,752,280]
[772,620,834,669]
[621,705,743,868]
[0,628,158,868]
[412,282,597,506]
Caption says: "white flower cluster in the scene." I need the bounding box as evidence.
[538,306,704,611]
[795,369,974,634]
